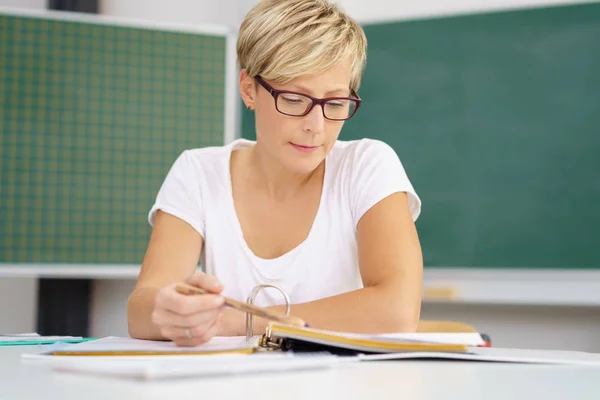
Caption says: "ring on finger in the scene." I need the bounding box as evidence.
[184,327,193,339]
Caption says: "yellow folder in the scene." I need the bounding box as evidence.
[261,323,478,354]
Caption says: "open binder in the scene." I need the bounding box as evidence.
[258,323,482,355]
[246,283,484,355]
[45,283,484,357]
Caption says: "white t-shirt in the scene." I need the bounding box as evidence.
[148,138,421,307]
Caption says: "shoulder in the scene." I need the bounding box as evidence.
[330,138,399,164]
[328,138,406,184]
[167,139,251,178]
[148,140,252,234]
[172,143,231,173]
[328,138,421,223]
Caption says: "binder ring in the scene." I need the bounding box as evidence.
[245,283,291,340]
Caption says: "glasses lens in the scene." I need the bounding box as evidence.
[324,99,358,120]
[276,93,313,116]
[276,93,359,120]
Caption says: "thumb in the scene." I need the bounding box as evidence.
[280,315,308,328]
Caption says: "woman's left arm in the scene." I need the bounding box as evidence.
[253,191,423,334]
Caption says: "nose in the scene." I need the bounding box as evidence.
[303,103,325,134]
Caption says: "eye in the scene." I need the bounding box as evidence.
[281,95,307,104]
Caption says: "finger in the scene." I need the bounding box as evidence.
[157,287,224,315]
[185,272,224,294]
[170,314,222,347]
[152,306,223,328]
[171,334,211,348]
[161,323,212,343]
[280,315,308,328]
[195,317,221,344]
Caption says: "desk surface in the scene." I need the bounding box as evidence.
[2,346,600,400]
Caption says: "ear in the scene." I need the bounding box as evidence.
[239,69,256,111]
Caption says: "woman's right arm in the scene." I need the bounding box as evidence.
[127,210,226,345]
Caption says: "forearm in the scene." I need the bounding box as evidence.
[255,283,421,335]
[127,286,166,340]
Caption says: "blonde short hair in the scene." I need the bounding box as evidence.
[237,0,367,92]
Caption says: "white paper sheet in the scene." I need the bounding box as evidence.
[360,346,600,366]
[336,331,486,346]
[272,326,486,346]
[28,335,258,355]
[41,351,343,380]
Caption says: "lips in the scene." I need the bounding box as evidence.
[290,142,320,153]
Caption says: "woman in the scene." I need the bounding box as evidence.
[127,0,423,347]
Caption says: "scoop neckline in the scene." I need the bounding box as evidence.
[225,139,329,281]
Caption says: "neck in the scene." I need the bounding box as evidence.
[248,144,322,201]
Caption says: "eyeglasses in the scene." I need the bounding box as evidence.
[254,76,361,121]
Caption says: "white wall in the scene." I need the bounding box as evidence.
[336,0,593,23]
[6,0,592,26]
[0,279,37,334]
[102,0,595,30]
[237,0,593,25]
[0,0,45,10]
[100,0,240,29]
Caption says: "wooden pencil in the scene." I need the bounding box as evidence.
[174,283,302,326]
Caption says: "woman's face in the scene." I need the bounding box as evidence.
[241,60,353,175]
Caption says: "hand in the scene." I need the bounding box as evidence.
[152,272,225,347]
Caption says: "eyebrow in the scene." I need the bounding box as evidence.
[289,84,350,97]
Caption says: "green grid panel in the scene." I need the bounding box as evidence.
[0,14,227,264]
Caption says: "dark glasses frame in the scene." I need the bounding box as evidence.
[254,75,362,121]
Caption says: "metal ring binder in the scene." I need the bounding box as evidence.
[245,283,291,341]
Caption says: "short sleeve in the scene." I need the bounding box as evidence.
[349,139,421,226]
[147,150,205,237]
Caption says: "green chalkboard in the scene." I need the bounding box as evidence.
[0,12,228,264]
[242,3,600,269]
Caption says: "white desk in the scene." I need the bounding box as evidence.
[2,346,600,400]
